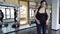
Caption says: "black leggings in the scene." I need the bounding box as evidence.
[36,21,46,34]
[0,18,3,22]
[14,17,17,22]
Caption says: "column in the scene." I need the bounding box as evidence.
[52,0,59,30]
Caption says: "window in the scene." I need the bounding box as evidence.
[29,2,36,24]
[20,1,28,25]
[6,8,10,19]
[0,6,14,19]
[10,8,14,18]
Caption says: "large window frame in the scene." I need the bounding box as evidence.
[0,6,14,19]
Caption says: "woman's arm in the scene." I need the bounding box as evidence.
[34,6,40,24]
[46,9,50,25]
[34,9,38,21]
[46,10,50,21]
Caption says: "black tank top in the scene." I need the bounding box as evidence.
[36,8,48,21]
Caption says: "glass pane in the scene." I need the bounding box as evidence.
[20,1,28,25]
[10,8,14,18]
[6,9,10,18]
[29,2,36,24]
[29,8,35,19]
[29,8,35,24]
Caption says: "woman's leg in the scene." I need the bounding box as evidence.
[42,22,46,34]
[0,18,3,22]
[36,24,41,34]
[1,18,3,22]
[14,17,17,22]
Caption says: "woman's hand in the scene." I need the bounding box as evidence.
[46,20,49,25]
[36,20,40,24]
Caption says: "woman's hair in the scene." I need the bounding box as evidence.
[38,0,47,11]
[0,10,2,12]
[40,0,47,6]
[14,9,16,12]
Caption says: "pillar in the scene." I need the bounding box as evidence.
[52,0,59,30]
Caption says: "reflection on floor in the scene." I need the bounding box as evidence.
[51,30,60,34]
[0,22,60,34]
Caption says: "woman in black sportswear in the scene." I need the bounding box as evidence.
[34,0,50,34]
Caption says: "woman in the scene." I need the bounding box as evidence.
[14,9,17,22]
[0,10,4,22]
[34,0,50,34]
